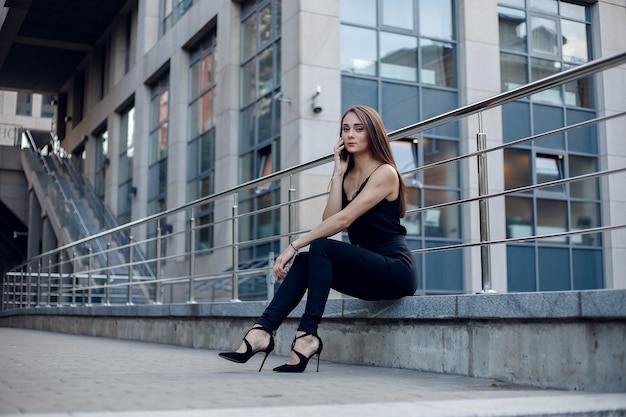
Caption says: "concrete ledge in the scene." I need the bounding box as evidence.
[1,289,625,392]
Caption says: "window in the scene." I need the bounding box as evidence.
[499,0,602,291]
[239,0,282,264]
[94,129,108,203]
[16,92,32,116]
[499,1,592,108]
[40,95,55,118]
[118,106,135,224]
[160,0,194,37]
[188,30,217,251]
[148,74,169,217]
[342,0,460,295]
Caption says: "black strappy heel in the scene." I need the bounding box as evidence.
[273,333,323,373]
[218,325,275,372]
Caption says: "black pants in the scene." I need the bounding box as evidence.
[256,237,418,335]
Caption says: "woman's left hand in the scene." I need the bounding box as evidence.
[273,244,298,280]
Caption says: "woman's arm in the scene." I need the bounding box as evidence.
[273,164,399,279]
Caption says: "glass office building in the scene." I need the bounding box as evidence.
[5,0,624,296]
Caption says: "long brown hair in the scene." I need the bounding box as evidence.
[340,105,408,218]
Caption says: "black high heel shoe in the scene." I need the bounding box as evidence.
[273,333,323,373]
[218,325,275,372]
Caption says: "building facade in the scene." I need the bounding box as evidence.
[3,0,625,295]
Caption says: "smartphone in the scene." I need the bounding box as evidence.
[340,138,349,160]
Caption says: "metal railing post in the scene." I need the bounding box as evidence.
[477,113,495,294]
[27,265,32,308]
[188,217,196,304]
[155,225,162,304]
[36,260,42,307]
[71,251,77,306]
[105,241,112,305]
[87,246,93,306]
[267,251,274,301]
[58,254,63,306]
[1,273,5,311]
[231,196,240,302]
[47,257,52,307]
[19,265,25,308]
[127,236,134,305]
[289,175,296,245]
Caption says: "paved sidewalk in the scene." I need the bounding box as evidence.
[0,328,624,417]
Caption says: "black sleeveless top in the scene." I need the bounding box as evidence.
[342,173,408,253]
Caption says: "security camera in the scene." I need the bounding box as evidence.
[311,85,322,113]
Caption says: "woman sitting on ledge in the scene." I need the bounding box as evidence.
[219,105,418,373]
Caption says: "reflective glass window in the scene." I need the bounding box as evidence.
[538,247,570,290]
[381,83,419,131]
[529,0,557,14]
[504,148,531,191]
[380,32,418,82]
[572,249,603,289]
[423,139,458,188]
[568,155,598,199]
[382,0,414,30]
[341,26,377,76]
[506,196,534,238]
[241,12,257,58]
[500,52,528,91]
[571,201,600,246]
[536,199,567,243]
[499,7,527,52]
[341,0,376,26]
[423,189,459,239]
[530,57,561,105]
[531,16,558,56]
[341,76,378,112]
[420,39,456,87]
[419,0,453,40]
[561,20,589,64]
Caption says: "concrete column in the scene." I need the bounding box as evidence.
[130,85,150,243]
[211,1,241,275]
[281,0,342,241]
[166,48,189,260]
[137,0,160,56]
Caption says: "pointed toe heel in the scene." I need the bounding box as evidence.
[273,333,323,373]
[218,325,275,372]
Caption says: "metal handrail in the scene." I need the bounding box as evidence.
[2,49,626,310]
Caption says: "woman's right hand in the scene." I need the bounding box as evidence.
[333,137,349,176]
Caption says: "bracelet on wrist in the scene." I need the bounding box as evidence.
[290,242,299,252]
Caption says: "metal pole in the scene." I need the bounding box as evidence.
[266,251,274,302]
[477,113,495,294]
[231,196,240,302]
[1,272,5,311]
[188,217,196,304]
[155,225,162,304]
[127,236,133,305]
[58,254,63,306]
[19,265,25,308]
[36,260,42,308]
[87,246,93,306]
[106,241,112,305]
[47,257,52,307]
[289,175,296,245]
[28,266,32,308]
[71,252,77,306]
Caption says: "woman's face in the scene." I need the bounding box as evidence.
[341,112,369,156]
